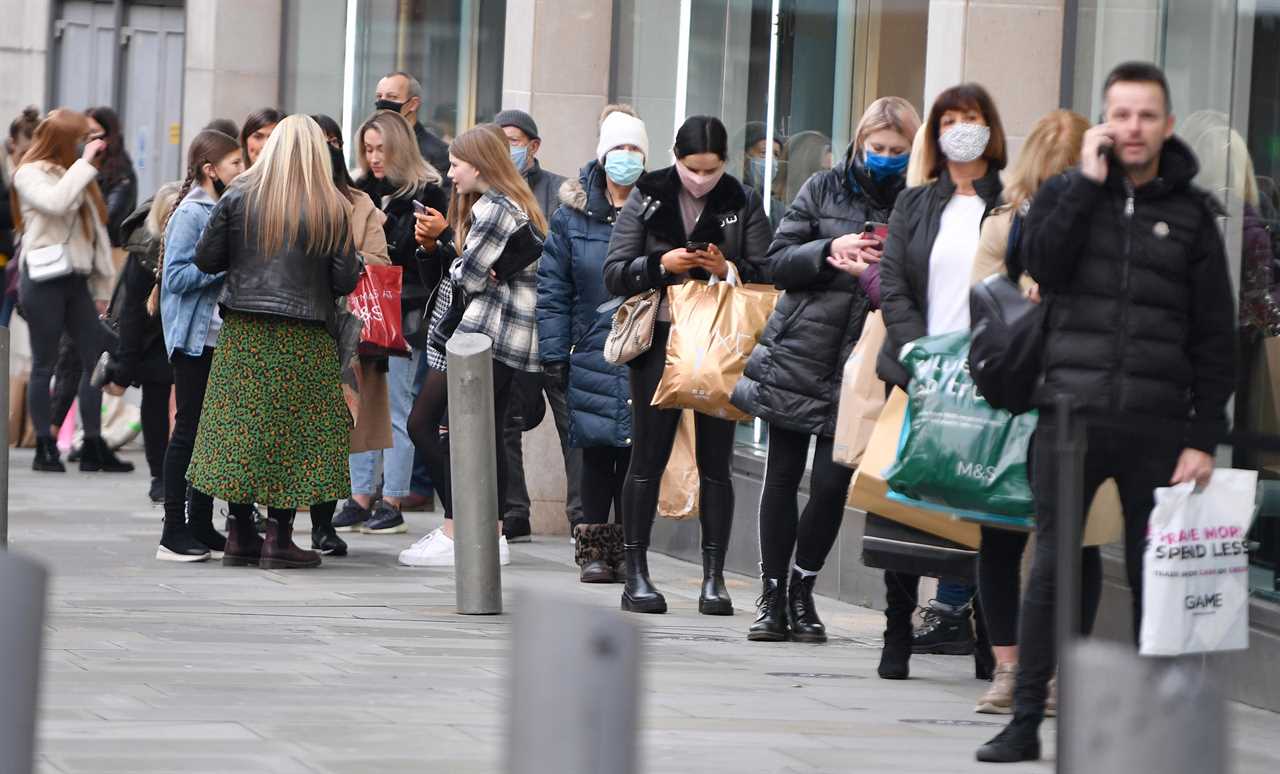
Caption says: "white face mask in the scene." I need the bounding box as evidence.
[938,123,991,163]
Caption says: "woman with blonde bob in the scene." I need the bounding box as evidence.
[398,123,546,569]
[966,108,1102,716]
[187,114,361,570]
[734,97,920,642]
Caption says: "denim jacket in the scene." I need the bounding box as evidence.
[160,186,223,358]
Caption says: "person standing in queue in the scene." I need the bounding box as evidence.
[734,97,921,642]
[239,108,284,169]
[537,105,649,582]
[187,115,361,570]
[603,115,773,615]
[375,71,451,185]
[874,84,1008,679]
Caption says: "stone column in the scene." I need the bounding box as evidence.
[182,0,283,154]
[0,0,53,122]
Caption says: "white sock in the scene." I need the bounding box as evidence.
[794,564,819,579]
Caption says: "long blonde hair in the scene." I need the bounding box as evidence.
[448,123,548,247]
[236,114,352,258]
[1004,110,1090,213]
[905,125,932,187]
[356,110,441,197]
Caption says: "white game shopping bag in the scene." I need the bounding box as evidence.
[1140,469,1258,657]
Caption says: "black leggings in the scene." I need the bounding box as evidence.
[140,381,171,481]
[163,350,215,527]
[758,426,855,578]
[19,273,103,438]
[407,360,515,520]
[621,323,735,551]
[579,445,631,525]
[976,526,1102,647]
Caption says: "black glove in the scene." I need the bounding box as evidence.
[544,361,569,387]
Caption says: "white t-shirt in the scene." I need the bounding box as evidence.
[926,193,986,336]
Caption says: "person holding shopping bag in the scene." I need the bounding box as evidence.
[603,115,772,615]
[733,97,920,642]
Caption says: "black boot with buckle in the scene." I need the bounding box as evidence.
[787,569,827,643]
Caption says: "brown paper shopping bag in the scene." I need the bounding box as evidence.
[658,410,700,520]
[650,280,778,421]
[832,311,887,468]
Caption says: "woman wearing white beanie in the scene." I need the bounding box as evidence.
[536,104,648,583]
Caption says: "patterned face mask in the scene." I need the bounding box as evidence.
[938,123,991,163]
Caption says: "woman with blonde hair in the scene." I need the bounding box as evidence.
[734,96,920,641]
[187,114,361,569]
[10,109,126,474]
[398,123,546,568]
[331,109,450,536]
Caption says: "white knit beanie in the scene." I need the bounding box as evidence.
[596,112,650,163]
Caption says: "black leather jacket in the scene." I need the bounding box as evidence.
[194,187,362,323]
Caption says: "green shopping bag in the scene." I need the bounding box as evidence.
[883,331,1037,518]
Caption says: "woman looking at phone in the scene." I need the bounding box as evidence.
[732,97,920,642]
[333,109,449,537]
[603,115,773,615]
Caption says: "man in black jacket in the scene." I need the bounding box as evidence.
[978,62,1237,763]
[374,71,451,183]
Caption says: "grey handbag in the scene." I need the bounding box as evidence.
[602,288,660,365]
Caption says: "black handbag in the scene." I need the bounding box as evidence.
[968,213,1045,415]
[859,513,978,583]
[490,220,546,281]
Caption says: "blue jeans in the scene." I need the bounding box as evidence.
[349,349,420,499]
[937,581,975,608]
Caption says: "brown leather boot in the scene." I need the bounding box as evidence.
[260,513,322,569]
[222,516,265,567]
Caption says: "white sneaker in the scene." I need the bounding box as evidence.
[398,529,512,567]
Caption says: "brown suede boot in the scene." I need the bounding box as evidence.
[260,513,322,569]
[222,516,266,567]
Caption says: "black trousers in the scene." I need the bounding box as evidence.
[407,360,515,520]
[163,350,215,527]
[758,426,855,578]
[139,381,171,481]
[579,445,631,525]
[621,323,734,553]
[1013,421,1180,719]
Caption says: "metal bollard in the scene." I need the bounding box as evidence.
[446,332,503,615]
[0,551,49,774]
[506,592,641,774]
[1,325,9,549]
[1054,396,1085,774]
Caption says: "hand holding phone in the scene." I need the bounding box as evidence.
[1081,124,1116,183]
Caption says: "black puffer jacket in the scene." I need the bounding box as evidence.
[1023,137,1236,452]
[108,199,171,386]
[355,175,450,302]
[876,167,1004,388]
[603,165,773,299]
[194,187,361,322]
[732,155,903,436]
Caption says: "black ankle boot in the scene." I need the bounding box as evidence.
[620,547,667,614]
[878,607,914,679]
[155,522,211,563]
[79,436,135,473]
[32,437,66,472]
[698,548,733,615]
[787,570,827,643]
[975,715,1042,763]
[747,576,789,641]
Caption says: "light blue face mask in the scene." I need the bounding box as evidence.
[509,144,529,171]
[749,155,778,185]
[604,149,645,186]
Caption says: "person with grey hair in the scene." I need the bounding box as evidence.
[375,71,451,182]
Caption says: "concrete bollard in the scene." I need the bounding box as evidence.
[1054,396,1085,774]
[1,325,9,549]
[506,592,641,774]
[446,332,502,615]
[0,551,49,774]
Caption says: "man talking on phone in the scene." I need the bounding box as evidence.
[976,62,1236,763]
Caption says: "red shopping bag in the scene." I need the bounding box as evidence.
[348,264,411,357]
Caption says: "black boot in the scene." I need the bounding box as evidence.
[187,497,227,559]
[32,437,66,472]
[155,521,211,562]
[879,570,918,680]
[79,436,135,473]
[621,547,667,613]
[975,714,1042,763]
[697,481,734,615]
[912,599,976,655]
[310,502,348,557]
[747,576,788,641]
[787,570,827,643]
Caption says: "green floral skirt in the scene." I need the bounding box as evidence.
[188,312,351,508]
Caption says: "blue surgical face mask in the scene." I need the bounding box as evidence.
[603,149,644,186]
[749,156,778,185]
[863,149,910,181]
[509,144,529,171]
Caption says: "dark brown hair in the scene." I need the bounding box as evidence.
[1103,61,1172,115]
[86,106,134,187]
[922,83,1008,178]
[239,108,285,168]
[8,106,39,144]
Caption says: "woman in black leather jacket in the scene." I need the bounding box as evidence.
[188,115,361,571]
[732,98,921,644]
[603,115,773,615]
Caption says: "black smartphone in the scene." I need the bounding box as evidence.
[686,241,710,252]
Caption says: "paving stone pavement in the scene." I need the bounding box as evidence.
[5,449,1280,774]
